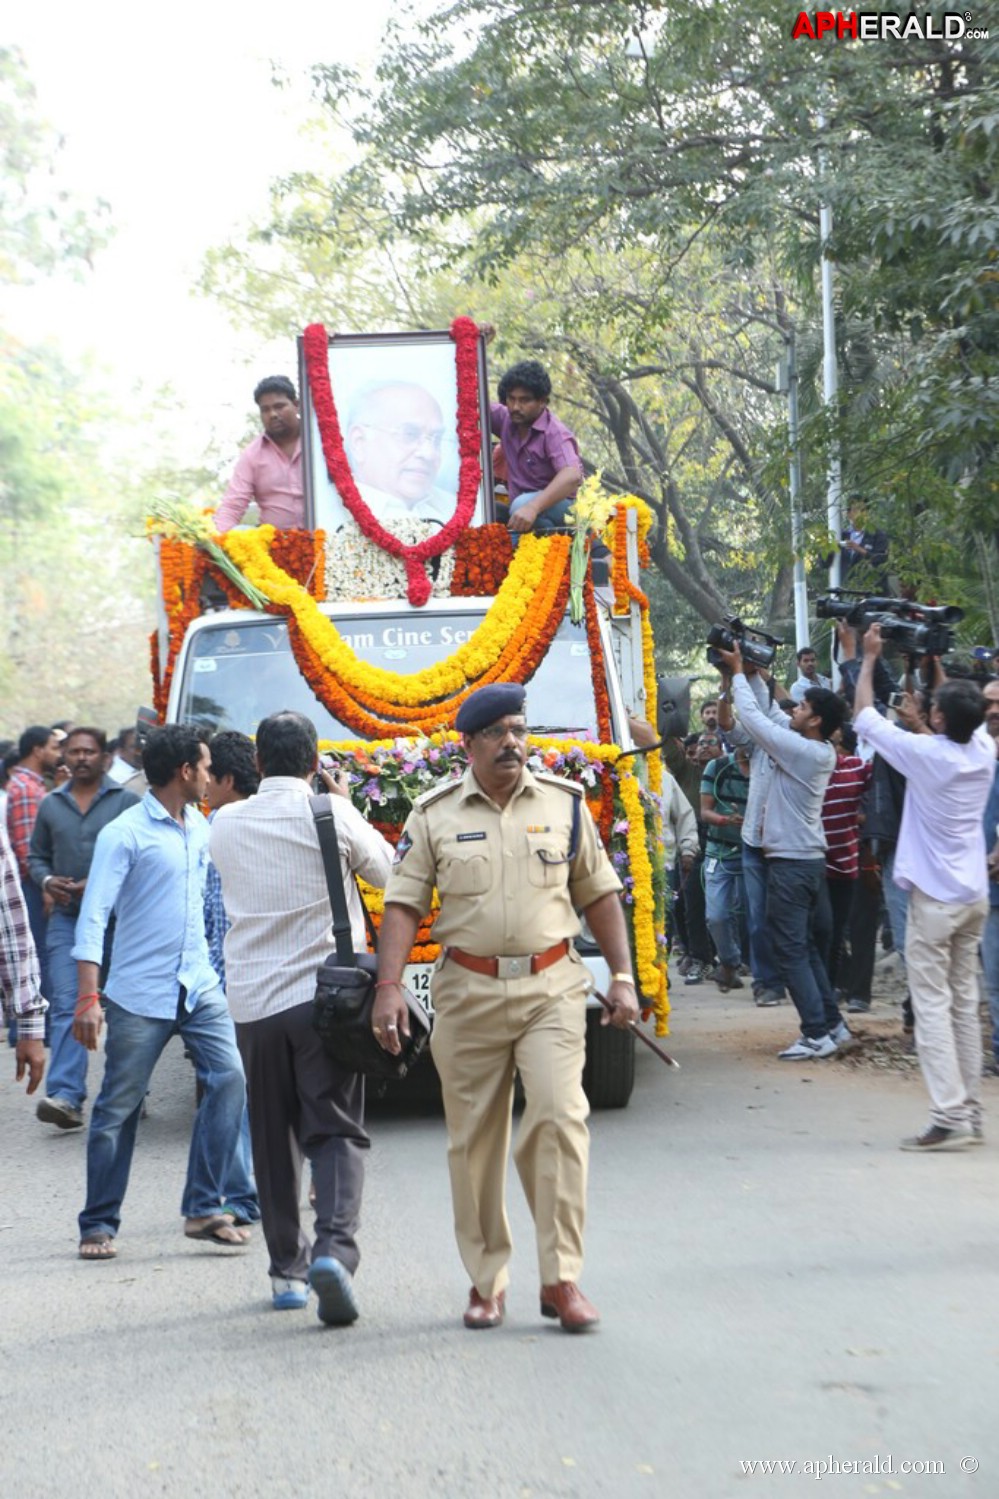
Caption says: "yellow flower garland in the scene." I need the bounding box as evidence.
[222,526,566,709]
[618,768,669,1032]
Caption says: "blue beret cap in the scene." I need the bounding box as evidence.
[456,683,526,735]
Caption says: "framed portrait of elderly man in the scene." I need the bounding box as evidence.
[299,329,496,533]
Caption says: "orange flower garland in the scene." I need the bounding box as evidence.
[450,524,513,596]
[284,542,572,736]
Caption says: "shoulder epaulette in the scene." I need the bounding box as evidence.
[533,771,584,798]
[415,779,464,810]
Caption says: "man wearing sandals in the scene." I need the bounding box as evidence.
[72,725,248,1260]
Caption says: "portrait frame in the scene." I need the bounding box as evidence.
[298,328,496,532]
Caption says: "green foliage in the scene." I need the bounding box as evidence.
[0,46,110,282]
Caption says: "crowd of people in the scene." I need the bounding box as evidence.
[650,626,999,1151]
[0,691,637,1334]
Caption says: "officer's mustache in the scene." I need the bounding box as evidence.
[496,748,523,762]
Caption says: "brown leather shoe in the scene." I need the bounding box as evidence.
[463,1287,506,1329]
[540,1281,600,1332]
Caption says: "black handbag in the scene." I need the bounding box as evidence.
[309,796,432,1080]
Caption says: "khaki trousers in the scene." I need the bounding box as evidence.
[430,951,590,1298]
[905,888,988,1129]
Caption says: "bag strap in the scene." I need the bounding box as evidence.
[309,794,356,966]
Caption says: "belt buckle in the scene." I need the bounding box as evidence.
[496,955,526,980]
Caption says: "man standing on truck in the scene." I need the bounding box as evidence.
[373,683,638,1333]
[214,376,304,531]
[482,338,583,533]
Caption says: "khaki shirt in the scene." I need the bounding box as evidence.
[385,767,622,957]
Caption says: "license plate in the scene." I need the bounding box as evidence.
[403,964,434,1015]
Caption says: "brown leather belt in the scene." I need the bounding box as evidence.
[445,939,570,980]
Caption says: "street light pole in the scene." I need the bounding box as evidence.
[777,329,809,652]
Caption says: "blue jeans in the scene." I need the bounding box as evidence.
[882,849,910,964]
[79,990,246,1241]
[742,844,784,993]
[766,858,841,1039]
[982,905,999,1062]
[45,911,89,1109]
[224,1109,260,1223]
[509,490,574,534]
[704,853,745,968]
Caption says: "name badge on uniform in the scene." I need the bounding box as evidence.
[456,831,486,842]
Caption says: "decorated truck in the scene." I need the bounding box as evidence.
[150,320,668,1107]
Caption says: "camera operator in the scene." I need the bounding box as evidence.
[719,641,848,1060]
[854,624,996,1151]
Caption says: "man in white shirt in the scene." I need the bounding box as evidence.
[209,712,393,1321]
[854,624,995,1150]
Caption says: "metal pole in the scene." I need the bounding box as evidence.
[786,329,809,651]
[818,104,842,685]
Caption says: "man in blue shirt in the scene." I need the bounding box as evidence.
[72,725,247,1260]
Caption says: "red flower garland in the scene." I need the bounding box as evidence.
[303,318,483,606]
[450,524,512,596]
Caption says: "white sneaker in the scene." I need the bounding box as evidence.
[778,1033,837,1061]
[271,1276,309,1310]
[829,1020,854,1048]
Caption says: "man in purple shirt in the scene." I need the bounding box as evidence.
[215,376,304,531]
[490,360,583,534]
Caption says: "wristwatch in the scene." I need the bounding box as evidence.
[610,972,636,987]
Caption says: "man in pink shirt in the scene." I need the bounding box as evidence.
[215,376,304,531]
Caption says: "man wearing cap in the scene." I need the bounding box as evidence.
[373,683,638,1333]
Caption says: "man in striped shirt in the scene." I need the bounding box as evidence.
[817,728,872,994]
[209,712,394,1322]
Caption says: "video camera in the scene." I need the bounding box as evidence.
[816,589,963,657]
[705,615,783,671]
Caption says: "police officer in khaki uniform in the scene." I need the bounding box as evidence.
[374,683,639,1332]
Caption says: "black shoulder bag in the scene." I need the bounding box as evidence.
[309,795,432,1080]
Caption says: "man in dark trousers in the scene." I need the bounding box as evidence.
[29,727,139,1130]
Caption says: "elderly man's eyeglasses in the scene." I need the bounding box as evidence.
[476,722,529,742]
[358,423,446,451]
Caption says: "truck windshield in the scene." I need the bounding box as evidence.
[174,609,602,740]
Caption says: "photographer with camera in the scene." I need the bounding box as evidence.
[717,636,849,1060]
[854,625,995,1150]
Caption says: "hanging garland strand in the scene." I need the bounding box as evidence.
[302,317,483,606]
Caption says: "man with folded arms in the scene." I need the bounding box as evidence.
[373,683,637,1333]
[854,624,995,1150]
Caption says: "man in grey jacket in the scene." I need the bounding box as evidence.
[719,643,848,1059]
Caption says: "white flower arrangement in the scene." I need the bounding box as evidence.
[324,520,456,601]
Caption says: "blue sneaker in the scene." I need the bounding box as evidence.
[271,1276,309,1310]
[308,1256,359,1325]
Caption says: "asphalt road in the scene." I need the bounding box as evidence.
[1,980,995,1499]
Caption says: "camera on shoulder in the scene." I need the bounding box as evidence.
[705,615,783,671]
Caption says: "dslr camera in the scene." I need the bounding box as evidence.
[705,615,783,671]
[816,589,962,656]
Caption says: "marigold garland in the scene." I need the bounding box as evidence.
[450,524,512,595]
[220,526,571,733]
[303,317,483,606]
